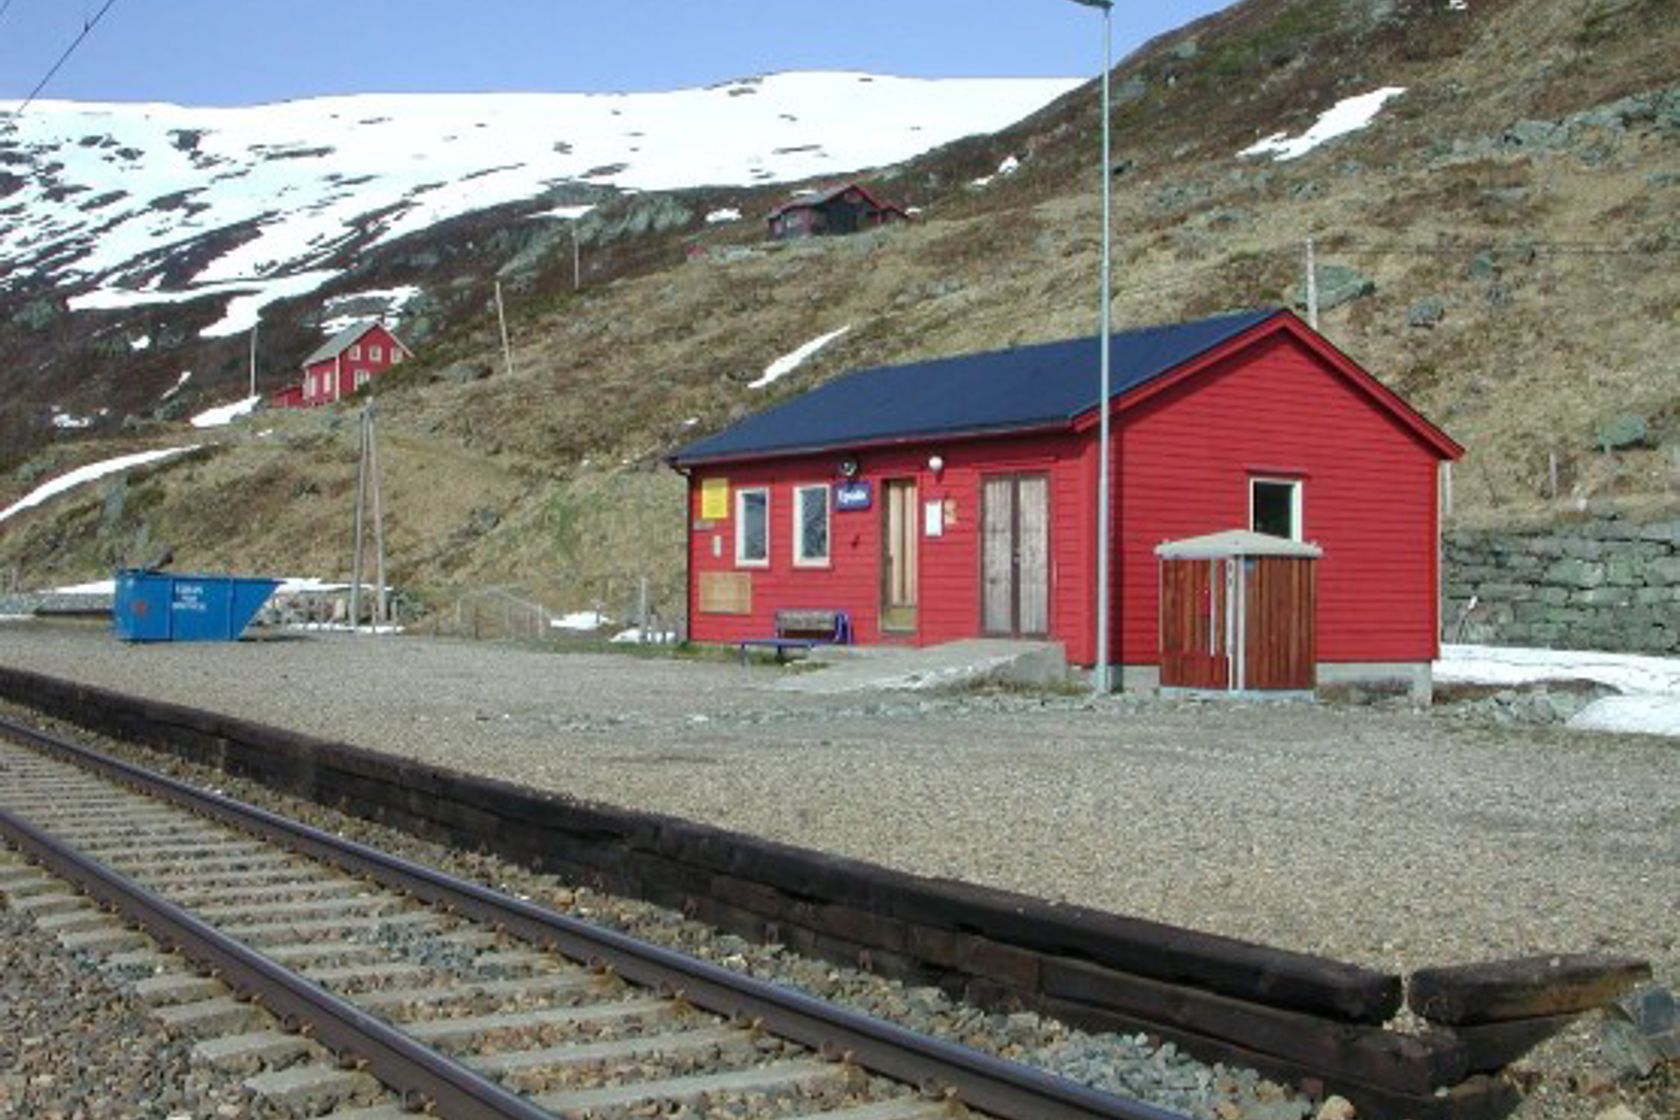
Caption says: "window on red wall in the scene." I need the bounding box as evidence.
[1251,478,1303,540]
[793,485,830,566]
[370,345,383,361]
[349,344,361,360]
[735,488,769,567]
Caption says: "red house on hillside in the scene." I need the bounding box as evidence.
[768,182,909,240]
[276,320,412,409]
[669,309,1463,697]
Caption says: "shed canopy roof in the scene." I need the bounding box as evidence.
[671,308,1277,466]
[1155,529,1324,560]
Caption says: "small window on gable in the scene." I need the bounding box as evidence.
[391,350,403,365]
[1251,478,1302,540]
[349,344,361,360]
[370,345,383,361]
[793,484,830,566]
[736,488,769,567]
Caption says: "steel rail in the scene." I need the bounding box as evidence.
[0,713,1185,1120]
[0,803,556,1120]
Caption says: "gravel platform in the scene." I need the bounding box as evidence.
[0,622,1675,1119]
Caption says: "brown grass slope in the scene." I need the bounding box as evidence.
[1,0,1676,621]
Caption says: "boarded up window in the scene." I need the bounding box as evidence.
[700,478,729,520]
[699,571,752,615]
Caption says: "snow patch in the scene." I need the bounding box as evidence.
[51,409,94,430]
[530,204,595,221]
[189,395,262,428]
[199,270,343,338]
[129,334,151,351]
[161,370,192,401]
[0,446,201,525]
[705,208,742,224]
[1239,87,1406,161]
[318,285,422,336]
[1436,643,1680,738]
[552,610,612,631]
[1435,643,1680,695]
[971,154,1021,188]
[749,325,852,390]
[611,626,676,645]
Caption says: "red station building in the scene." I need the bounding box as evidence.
[669,309,1463,696]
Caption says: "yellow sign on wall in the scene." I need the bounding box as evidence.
[700,478,730,520]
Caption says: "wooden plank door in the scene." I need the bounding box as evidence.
[981,473,1050,638]
[881,479,918,632]
[1242,556,1316,690]
[1158,558,1230,689]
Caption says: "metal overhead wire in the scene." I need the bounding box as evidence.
[8,0,122,116]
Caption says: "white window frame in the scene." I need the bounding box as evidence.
[391,350,403,365]
[349,343,362,360]
[370,344,383,361]
[354,369,370,389]
[1249,477,1303,541]
[735,487,770,568]
[792,484,831,567]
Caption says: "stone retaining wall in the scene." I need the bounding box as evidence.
[1445,516,1680,654]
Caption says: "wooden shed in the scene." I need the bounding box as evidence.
[668,309,1462,698]
[1156,530,1322,694]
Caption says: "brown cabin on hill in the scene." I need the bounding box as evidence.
[767,182,909,240]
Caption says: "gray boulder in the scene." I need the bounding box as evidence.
[439,361,492,385]
[1295,265,1374,313]
[1598,414,1652,451]
[1407,297,1446,328]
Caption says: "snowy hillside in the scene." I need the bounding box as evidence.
[0,73,1078,335]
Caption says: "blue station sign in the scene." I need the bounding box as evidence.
[834,480,873,511]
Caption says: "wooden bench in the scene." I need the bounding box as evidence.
[739,609,853,664]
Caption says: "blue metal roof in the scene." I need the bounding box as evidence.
[670,308,1280,465]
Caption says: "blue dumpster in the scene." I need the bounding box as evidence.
[113,570,282,642]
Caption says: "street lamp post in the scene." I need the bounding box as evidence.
[1069,0,1114,692]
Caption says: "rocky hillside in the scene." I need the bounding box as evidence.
[1,0,1676,624]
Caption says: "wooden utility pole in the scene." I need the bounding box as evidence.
[348,404,389,633]
[494,280,515,380]
[248,321,259,398]
[349,408,368,630]
[369,406,388,625]
[1305,238,1319,330]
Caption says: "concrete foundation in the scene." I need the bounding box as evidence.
[1315,662,1435,704]
[781,639,1069,693]
[1095,661,1432,703]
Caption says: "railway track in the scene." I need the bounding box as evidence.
[0,714,1183,1120]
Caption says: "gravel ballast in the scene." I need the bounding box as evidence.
[0,623,1675,1119]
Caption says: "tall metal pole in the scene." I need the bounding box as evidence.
[1069,0,1114,691]
[1097,4,1113,693]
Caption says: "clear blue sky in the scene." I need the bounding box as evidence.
[1,1,1234,105]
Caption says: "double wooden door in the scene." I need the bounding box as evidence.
[982,474,1049,637]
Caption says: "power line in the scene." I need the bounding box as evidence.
[8,0,122,116]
